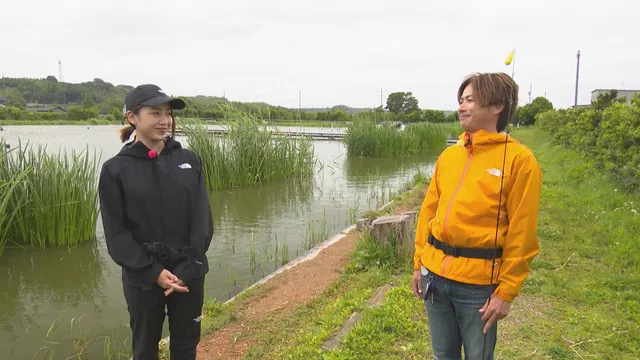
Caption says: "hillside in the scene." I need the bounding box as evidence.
[0,76,457,123]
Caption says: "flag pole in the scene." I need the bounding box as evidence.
[504,48,516,79]
[511,49,516,79]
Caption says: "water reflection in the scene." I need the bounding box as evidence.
[210,177,314,226]
[0,243,110,359]
[343,153,436,182]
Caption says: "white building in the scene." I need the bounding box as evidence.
[590,89,640,103]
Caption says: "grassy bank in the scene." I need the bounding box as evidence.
[196,127,639,359]
[343,119,455,156]
[179,108,316,191]
[0,141,99,256]
[0,119,117,126]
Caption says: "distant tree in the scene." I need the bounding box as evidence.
[66,105,99,120]
[6,88,26,109]
[82,92,95,106]
[108,108,123,121]
[445,112,457,122]
[632,93,640,108]
[517,96,554,125]
[407,110,423,123]
[331,105,350,112]
[386,92,419,114]
[422,109,447,123]
[7,106,23,120]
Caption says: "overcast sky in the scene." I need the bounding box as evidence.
[1,0,636,110]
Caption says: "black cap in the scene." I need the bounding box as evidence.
[125,84,186,112]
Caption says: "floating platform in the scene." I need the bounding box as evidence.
[175,128,347,141]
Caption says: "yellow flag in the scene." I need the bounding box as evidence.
[505,50,514,65]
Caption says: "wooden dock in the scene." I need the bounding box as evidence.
[174,127,458,145]
[175,128,347,141]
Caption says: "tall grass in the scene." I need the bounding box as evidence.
[343,118,451,156]
[0,140,99,252]
[180,107,316,190]
[0,145,29,256]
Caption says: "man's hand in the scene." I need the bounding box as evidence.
[411,270,422,299]
[156,269,189,295]
[479,293,510,333]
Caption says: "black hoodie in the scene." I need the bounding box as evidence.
[98,137,213,290]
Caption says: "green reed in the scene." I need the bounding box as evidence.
[179,106,316,191]
[0,140,99,251]
[0,146,29,256]
[343,118,451,156]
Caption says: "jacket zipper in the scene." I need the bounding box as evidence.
[440,148,473,276]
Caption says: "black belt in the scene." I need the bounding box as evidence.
[428,234,502,260]
[142,242,182,262]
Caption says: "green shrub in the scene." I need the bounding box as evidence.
[536,99,640,188]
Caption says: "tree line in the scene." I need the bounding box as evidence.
[1,76,554,124]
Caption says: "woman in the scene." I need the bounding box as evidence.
[98,84,214,360]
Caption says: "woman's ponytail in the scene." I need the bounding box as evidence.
[119,106,140,143]
[119,124,135,143]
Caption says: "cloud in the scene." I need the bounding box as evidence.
[1,0,638,109]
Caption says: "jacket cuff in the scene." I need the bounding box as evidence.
[172,260,193,285]
[173,259,206,286]
[140,262,164,289]
[494,287,516,303]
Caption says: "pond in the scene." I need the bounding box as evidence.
[0,125,438,359]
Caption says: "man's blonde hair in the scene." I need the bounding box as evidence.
[457,72,518,132]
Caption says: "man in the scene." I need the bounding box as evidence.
[411,72,542,360]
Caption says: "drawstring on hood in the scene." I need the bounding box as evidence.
[119,137,182,160]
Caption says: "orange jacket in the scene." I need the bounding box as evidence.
[414,130,542,302]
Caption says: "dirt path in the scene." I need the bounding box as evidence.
[196,230,362,360]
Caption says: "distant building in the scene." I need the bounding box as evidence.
[26,104,66,113]
[0,96,7,105]
[591,89,640,103]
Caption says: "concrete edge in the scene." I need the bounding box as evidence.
[224,224,356,304]
[222,197,396,305]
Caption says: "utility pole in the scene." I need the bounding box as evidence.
[298,90,301,128]
[528,83,532,103]
[574,50,581,108]
[58,59,64,82]
[380,89,383,108]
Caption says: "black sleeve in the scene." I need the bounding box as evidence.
[99,163,163,289]
[173,154,214,285]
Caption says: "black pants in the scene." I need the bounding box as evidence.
[123,278,205,360]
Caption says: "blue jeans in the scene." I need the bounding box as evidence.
[421,266,497,360]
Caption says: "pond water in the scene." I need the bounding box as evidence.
[0,125,439,359]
